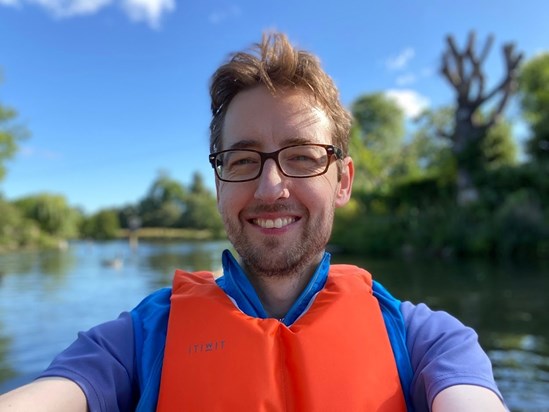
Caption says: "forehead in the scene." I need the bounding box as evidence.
[221,86,332,150]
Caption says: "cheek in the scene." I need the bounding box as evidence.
[216,184,247,216]
[299,180,337,210]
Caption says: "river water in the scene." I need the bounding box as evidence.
[0,240,547,411]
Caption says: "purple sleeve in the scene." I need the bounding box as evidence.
[401,301,505,411]
[37,312,138,412]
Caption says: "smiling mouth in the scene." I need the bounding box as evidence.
[253,217,297,229]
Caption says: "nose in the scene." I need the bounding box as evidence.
[254,159,290,203]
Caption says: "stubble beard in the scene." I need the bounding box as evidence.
[223,207,334,279]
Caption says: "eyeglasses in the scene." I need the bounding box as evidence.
[209,144,344,183]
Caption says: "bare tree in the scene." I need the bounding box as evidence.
[440,32,522,204]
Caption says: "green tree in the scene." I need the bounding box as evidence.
[139,172,187,227]
[518,52,549,163]
[440,32,522,204]
[412,107,455,176]
[80,209,120,240]
[180,172,223,234]
[352,93,405,155]
[117,204,140,230]
[188,171,208,196]
[0,72,29,182]
[13,193,81,238]
[413,107,516,178]
[0,197,41,250]
[350,93,406,191]
[481,120,517,170]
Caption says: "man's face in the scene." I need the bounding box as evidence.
[216,86,353,279]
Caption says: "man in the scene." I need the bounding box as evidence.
[0,32,505,411]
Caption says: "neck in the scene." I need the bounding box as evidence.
[251,275,308,319]
[243,254,323,319]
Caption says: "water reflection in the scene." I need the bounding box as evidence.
[0,249,76,279]
[139,240,230,289]
[332,255,549,411]
[0,323,15,384]
[490,334,549,410]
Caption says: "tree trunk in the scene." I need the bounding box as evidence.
[440,32,522,205]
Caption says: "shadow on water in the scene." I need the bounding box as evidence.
[0,248,77,279]
[0,323,16,385]
[332,254,549,412]
[139,240,231,289]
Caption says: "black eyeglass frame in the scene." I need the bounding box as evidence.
[209,143,344,183]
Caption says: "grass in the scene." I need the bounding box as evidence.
[117,227,217,241]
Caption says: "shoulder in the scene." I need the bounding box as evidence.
[400,301,504,410]
[130,288,172,351]
[131,288,172,339]
[401,301,471,343]
[401,300,487,371]
[133,287,172,311]
[131,287,172,340]
[38,311,137,411]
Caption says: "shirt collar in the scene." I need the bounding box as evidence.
[215,249,331,326]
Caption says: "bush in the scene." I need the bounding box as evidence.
[80,209,121,240]
[0,198,51,251]
[492,190,548,258]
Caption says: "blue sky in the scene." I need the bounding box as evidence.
[0,0,548,213]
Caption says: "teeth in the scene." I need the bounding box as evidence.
[255,217,295,229]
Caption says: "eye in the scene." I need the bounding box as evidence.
[285,147,324,164]
[226,153,259,168]
[288,154,316,162]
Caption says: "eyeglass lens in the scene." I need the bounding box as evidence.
[216,145,330,181]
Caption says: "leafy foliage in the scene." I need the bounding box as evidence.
[332,162,548,259]
[0,75,28,182]
[138,172,187,227]
[331,53,545,260]
[0,197,42,251]
[80,209,120,240]
[350,93,408,191]
[518,53,549,163]
[179,172,224,234]
[13,194,81,239]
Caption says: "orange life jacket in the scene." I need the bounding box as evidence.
[157,265,407,411]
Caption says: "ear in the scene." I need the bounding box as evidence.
[335,156,354,208]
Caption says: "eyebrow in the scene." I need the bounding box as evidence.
[227,139,259,150]
[227,137,316,151]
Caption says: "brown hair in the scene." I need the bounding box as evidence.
[209,32,352,155]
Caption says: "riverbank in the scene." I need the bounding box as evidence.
[117,227,219,241]
[0,228,222,254]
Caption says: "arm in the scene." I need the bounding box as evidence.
[1,311,138,412]
[0,377,87,412]
[433,384,507,412]
[401,302,506,410]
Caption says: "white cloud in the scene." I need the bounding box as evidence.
[532,48,549,57]
[395,73,416,86]
[20,145,63,160]
[208,4,241,24]
[0,0,175,28]
[0,0,19,6]
[385,89,430,119]
[122,0,175,29]
[385,47,415,71]
[29,0,112,17]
